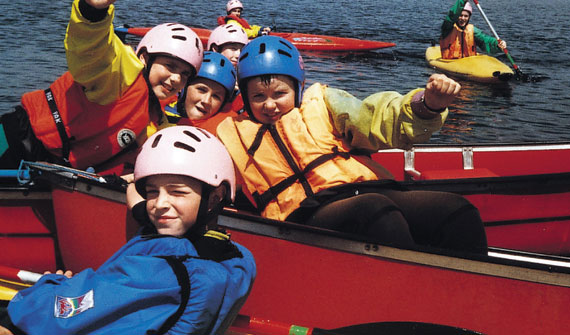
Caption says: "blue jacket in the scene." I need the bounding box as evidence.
[8,234,256,335]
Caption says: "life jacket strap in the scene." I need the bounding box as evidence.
[44,88,70,163]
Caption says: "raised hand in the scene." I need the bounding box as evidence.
[423,74,461,112]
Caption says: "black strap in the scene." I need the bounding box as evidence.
[252,147,350,211]
[44,88,71,163]
[151,256,191,335]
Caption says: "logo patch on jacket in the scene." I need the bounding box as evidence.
[54,290,94,318]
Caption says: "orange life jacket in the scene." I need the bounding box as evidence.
[217,15,251,29]
[217,84,392,221]
[439,23,476,59]
[21,71,150,170]
[179,93,244,134]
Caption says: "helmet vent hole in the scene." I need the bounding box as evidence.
[259,43,266,54]
[195,128,212,138]
[278,49,292,58]
[174,141,196,152]
[151,134,162,148]
[220,58,226,67]
[195,38,201,51]
[239,52,249,61]
[279,40,293,50]
[172,35,187,41]
[183,130,202,142]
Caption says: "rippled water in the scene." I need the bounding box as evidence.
[1,0,569,144]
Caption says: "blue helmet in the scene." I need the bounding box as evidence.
[197,51,237,102]
[237,36,305,111]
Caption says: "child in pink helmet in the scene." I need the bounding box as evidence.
[440,0,507,59]
[217,0,272,38]
[0,0,203,175]
[3,126,256,335]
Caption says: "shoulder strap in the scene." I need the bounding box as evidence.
[150,256,191,335]
[44,88,71,164]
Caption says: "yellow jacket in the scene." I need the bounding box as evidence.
[64,0,174,147]
[217,83,447,220]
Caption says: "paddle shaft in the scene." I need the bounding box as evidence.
[471,0,522,73]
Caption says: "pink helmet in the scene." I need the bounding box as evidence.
[463,2,473,14]
[226,0,243,13]
[136,23,204,74]
[207,24,249,50]
[134,126,236,202]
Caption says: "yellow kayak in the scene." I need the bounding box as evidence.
[425,46,514,83]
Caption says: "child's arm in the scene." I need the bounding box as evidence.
[441,0,467,38]
[326,74,460,150]
[65,0,143,105]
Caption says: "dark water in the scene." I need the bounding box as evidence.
[1,0,569,144]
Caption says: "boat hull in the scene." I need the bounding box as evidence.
[2,143,570,334]
[425,46,514,83]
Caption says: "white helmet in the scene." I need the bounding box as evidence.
[226,0,243,13]
[207,24,249,50]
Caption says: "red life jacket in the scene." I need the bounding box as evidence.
[21,71,150,169]
[217,15,252,29]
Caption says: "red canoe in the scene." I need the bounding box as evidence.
[115,26,396,52]
[2,142,570,334]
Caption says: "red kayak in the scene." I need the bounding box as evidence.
[115,26,395,52]
[2,142,570,334]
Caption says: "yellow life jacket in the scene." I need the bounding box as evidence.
[440,23,476,59]
[217,83,391,221]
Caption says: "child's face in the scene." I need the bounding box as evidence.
[147,56,194,100]
[145,174,203,236]
[247,75,296,124]
[458,11,471,28]
[229,8,242,17]
[184,78,226,120]
[219,43,244,67]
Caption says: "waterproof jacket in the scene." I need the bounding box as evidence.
[17,0,169,169]
[217,83,447,221]
[440,0,502,58]
[8,233,256,335]
[217,15,262,38]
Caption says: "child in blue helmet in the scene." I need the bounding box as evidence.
[3,126,256,335]
[217,35,487,254]
[163,52,238,134]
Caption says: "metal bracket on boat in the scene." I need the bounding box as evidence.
[462,147,474,170]
[404,148,421,180]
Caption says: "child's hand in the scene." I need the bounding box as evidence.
[423,74,461,112]
[85,0,115,9]
[44,269,74,278]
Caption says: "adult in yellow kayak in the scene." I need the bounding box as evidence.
[217,0,271,38]
[440,0,507,59]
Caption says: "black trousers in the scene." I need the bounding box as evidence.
[288,183,488,255]
[0,106,59,169]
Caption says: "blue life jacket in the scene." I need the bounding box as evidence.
[8,234,256,335]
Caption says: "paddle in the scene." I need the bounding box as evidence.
[0,265,484,335]
[471,0,529,81]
